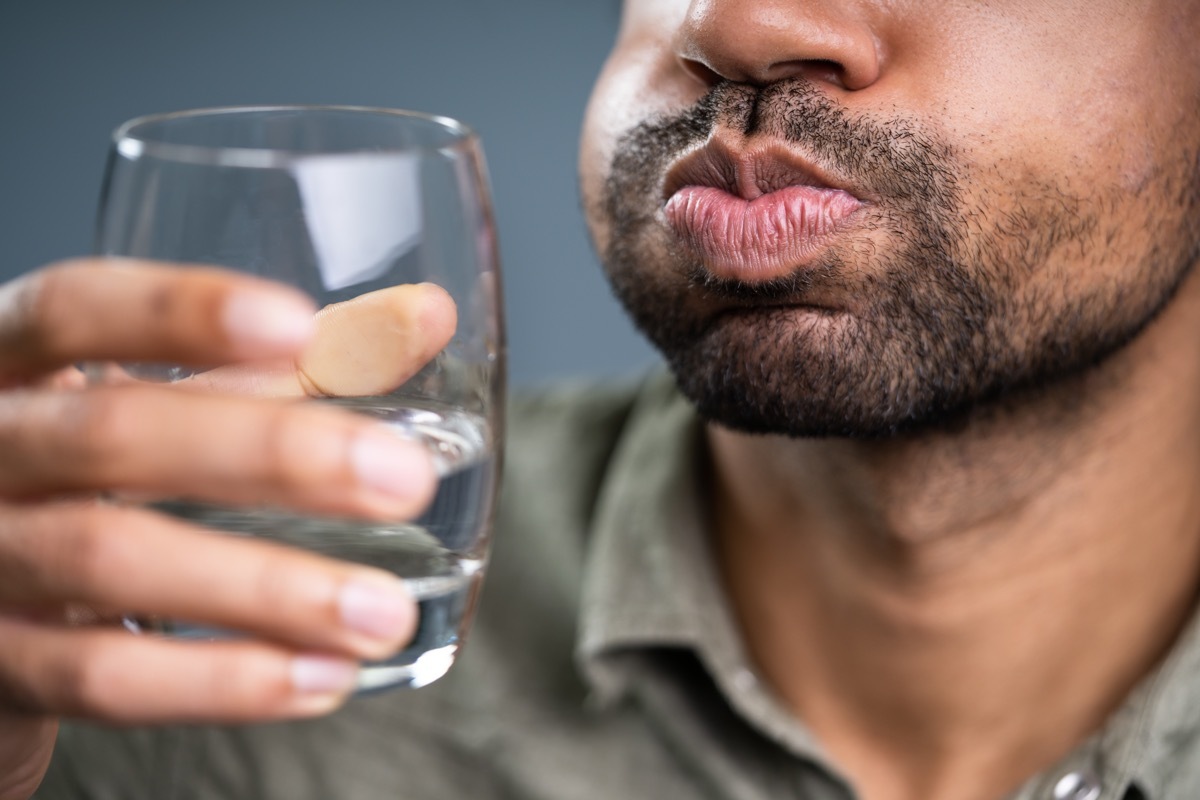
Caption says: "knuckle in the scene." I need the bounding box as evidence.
[0,506,80,595]
[3,504,121,600]
[60,642,102,714]
[67,638,125,717]
[7,264,71,354]
[65,389,133,466]
[54,506,119,593]
[24,634,96,716]
[249,553,305,616]
[261,405,325,490]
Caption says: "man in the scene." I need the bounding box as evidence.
[7,0,1200,798]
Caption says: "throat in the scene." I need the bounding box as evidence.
[704,393,1200,800]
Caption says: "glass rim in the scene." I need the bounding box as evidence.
[111,104,481,168]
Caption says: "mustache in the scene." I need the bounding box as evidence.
[607,78,959,215]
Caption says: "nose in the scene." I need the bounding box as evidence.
[675,0,882,92]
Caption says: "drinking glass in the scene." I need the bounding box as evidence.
[92,106,505,692]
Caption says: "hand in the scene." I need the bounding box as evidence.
[0,259,456,800]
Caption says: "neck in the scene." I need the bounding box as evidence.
[709,274,1200,800]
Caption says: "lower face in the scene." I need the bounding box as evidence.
[581,5,1200,439]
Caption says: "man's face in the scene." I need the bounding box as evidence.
[581,0,1200,437]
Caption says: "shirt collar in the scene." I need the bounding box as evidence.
[1002,617,1200,800]
[575,371,709,681]
[574,371,830,762]
[1100,603,1200,799]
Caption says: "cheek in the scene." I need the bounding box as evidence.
[579,68,621,253]
[580,44,695,250]
[581,1,709,247]
[953,90,1159,201]
[915,6,1195,198]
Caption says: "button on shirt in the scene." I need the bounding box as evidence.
[37,373,1200,799]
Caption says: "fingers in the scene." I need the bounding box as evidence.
[0,259,316,385]
[188,283,458,398]
[0,385,436,518]
[0,502,417,661]
[0,259,460,399]
[0,261,454,733]
[0,617,361,723]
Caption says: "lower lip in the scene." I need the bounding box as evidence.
[663,185,861,281]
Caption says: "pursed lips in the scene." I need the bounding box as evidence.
[661,136,864,282]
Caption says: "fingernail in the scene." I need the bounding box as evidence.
[351,428,433,500]
[223,288,315,352]
[338,575,415,641]
[291,654,359,695]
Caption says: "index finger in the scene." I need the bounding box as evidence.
[0,259,316,386]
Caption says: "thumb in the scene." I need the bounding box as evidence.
[187,283,458,398]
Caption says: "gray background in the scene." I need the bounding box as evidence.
[0,1,658,386]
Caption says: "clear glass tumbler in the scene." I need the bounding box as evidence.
[93,106,505,691]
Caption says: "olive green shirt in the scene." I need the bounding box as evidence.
[35,372,1200,799]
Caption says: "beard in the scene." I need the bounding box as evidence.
[596,80,1200,438]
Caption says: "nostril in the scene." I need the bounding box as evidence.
[679,57,725,88]
[681,54,850,92]
[754,58,849,90]
[794,59,848,90]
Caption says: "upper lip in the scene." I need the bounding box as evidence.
[662,130,859,203]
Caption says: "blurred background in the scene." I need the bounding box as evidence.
[0,0,659,386]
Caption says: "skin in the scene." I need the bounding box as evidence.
[0,262,455,799]
[581,2,1200,800]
